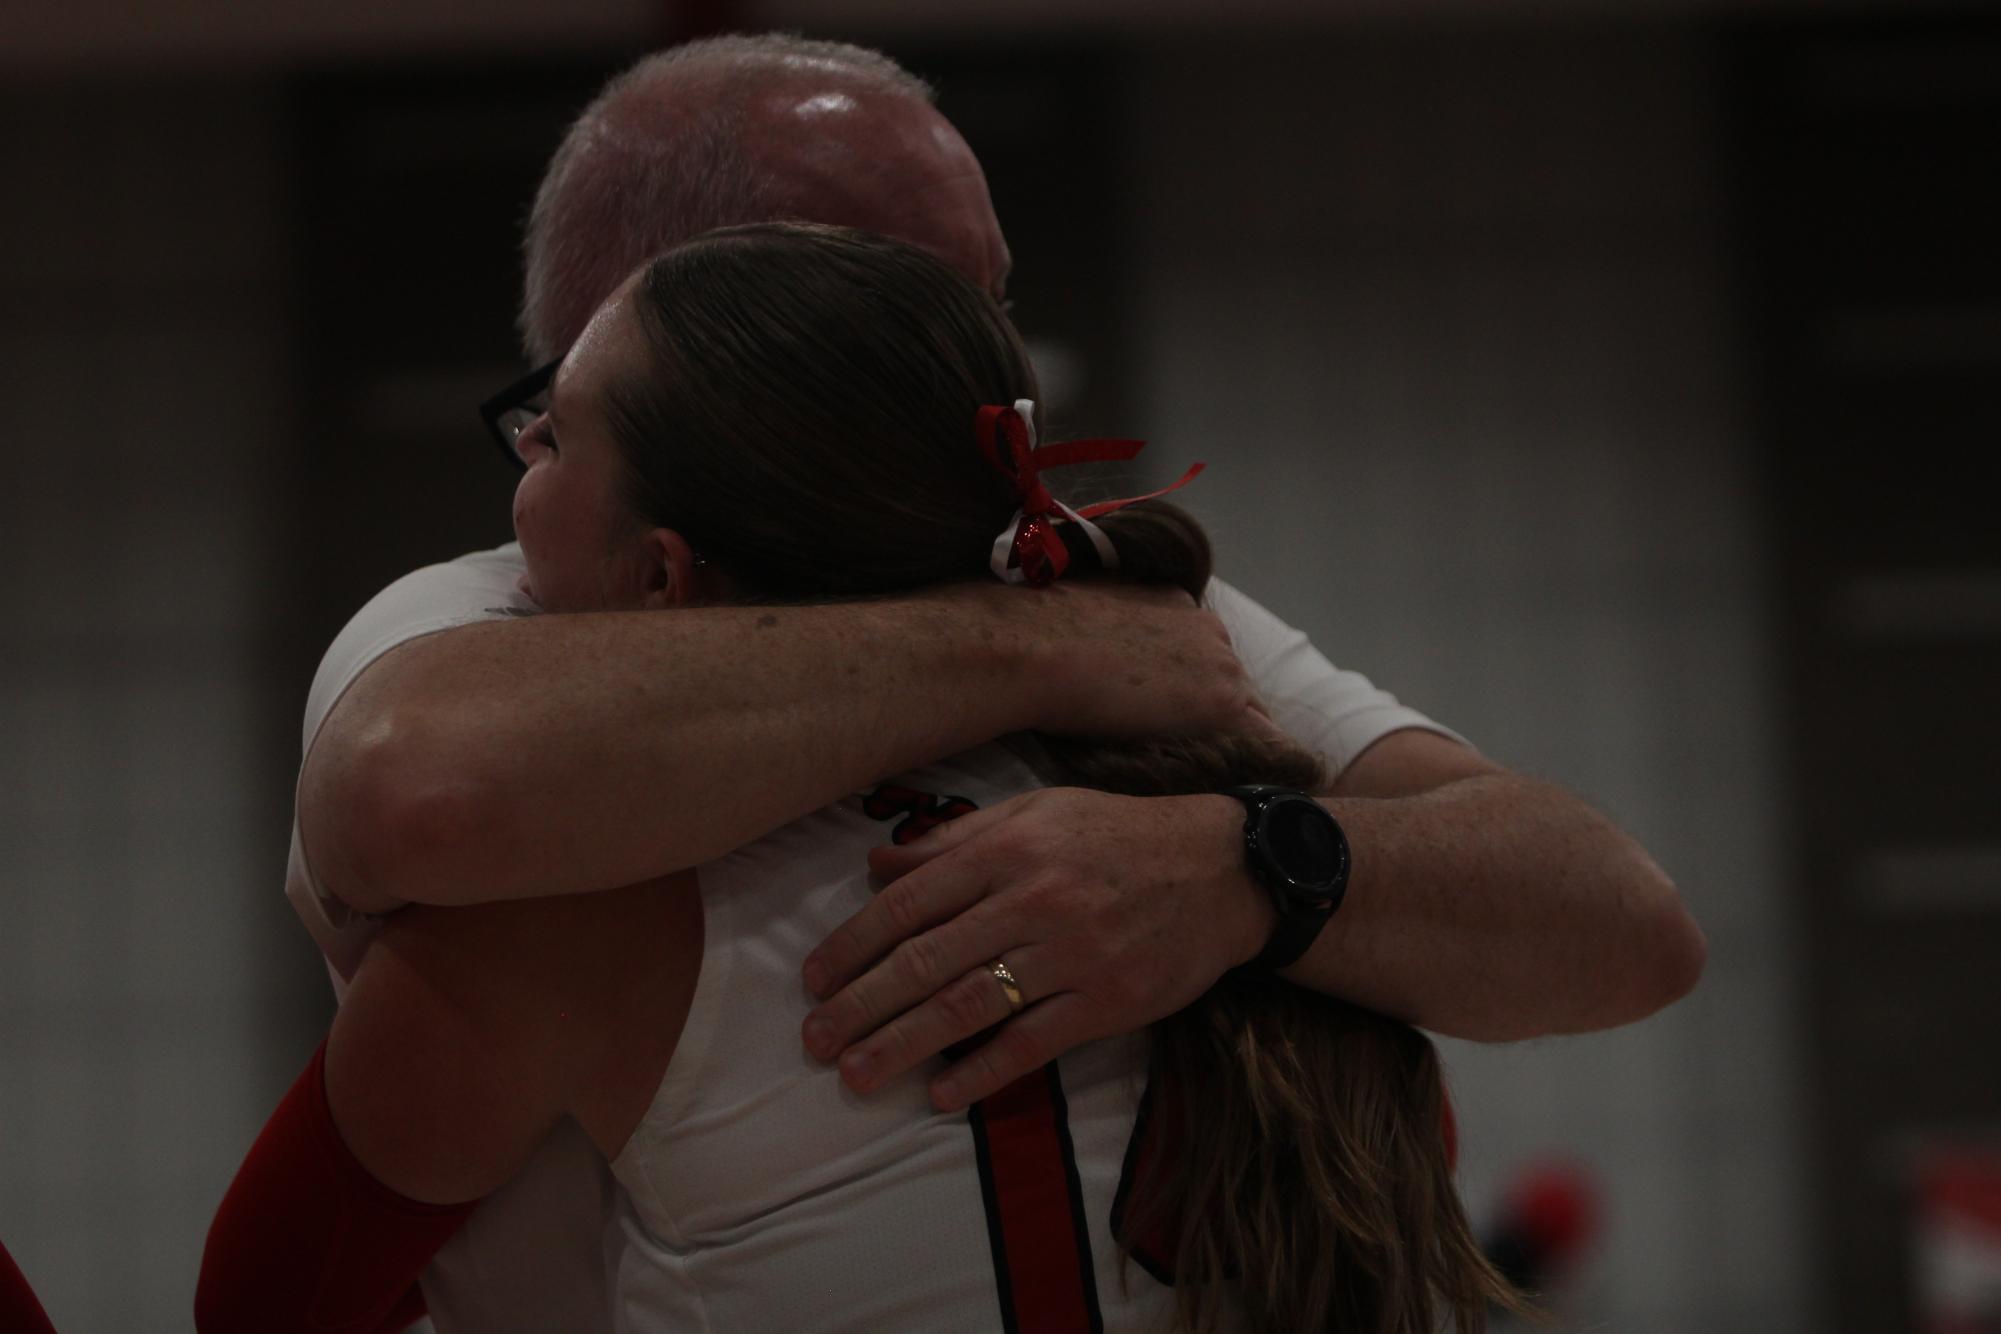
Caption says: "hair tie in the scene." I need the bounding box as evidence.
[975,399,1204,587]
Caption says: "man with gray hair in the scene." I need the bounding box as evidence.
[287,34,1702,1330]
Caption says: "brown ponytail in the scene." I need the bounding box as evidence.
[1054,510,1526,1334]
[605,221,1527,1331]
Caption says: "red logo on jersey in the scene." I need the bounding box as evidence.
[862,783,978,844]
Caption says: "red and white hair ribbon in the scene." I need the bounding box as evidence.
[976,399,1205,587]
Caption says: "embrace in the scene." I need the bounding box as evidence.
[197,34,1704,1334]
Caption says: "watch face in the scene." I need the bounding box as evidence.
[1263,796,1344,896]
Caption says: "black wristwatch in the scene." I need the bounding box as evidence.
[1225,785,1351,971]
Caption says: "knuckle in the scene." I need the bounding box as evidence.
[891,933,945,991]
[878,1017,924,1069]
[817,923,861,971]
[837,983,883,1033]
[1016,876,1066,919]
[965,1042,1010,1092]
[939,974,996,1032]
[993,1022,1047,1074]
[878,883,930,938]
[981,825,1032,870]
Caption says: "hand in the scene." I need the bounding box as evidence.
[799,788,1273,1111]
[945,580,1265,740]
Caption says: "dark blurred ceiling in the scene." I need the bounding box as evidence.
[6,0,1932,74]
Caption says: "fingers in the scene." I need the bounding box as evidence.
[802,875,1019,1062]
[862,796,1020,885]
[829,950,1050,1096]
[808,794,1038,997]
[928,993,1099,1112]
[802,848,988,1003]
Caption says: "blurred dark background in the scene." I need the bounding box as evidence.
[3,2,1997,1329]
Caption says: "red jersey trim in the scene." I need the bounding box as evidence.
[969,1065,1105,1334]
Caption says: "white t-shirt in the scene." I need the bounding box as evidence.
[283,542,1456,1333]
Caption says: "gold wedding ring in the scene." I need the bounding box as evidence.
[988,959,1026,1015]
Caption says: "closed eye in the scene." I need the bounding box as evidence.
[521,414,560,455]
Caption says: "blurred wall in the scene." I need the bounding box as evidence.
[0,78,309,1329]
[1128,26,1807,1332]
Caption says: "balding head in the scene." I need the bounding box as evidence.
[520,35,1010,363]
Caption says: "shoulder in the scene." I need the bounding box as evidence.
[301,544,532,753]
[1203,575,1313,662]
[1203,575,1468,777]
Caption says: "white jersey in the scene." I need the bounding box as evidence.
[606,741,1228,1333]
[284,542,1457,1333]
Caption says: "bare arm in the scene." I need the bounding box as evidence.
[303,581,1253,913]
[197,885,695,1333]
[324,877,701,1202]
[801,728,1704,1109]
[1266,729,1703,1040]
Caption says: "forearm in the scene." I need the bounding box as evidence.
[1222,776,1706,1040]
[195,1040,470,1334]
[0,1242,55,1334]
[305,592,1042,910]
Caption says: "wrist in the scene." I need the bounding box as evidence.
[959,583,1084,734]
[1222,786,1351,972]
[901,584,1045,731]
[1184,793,1279,969]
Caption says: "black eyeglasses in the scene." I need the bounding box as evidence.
[478,359,560,472]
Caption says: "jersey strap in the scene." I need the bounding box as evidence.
[863,780,1104,1331]
[970,1065,1105,1334]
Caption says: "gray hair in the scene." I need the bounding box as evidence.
[519,34,936,362]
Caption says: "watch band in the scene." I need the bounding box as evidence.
[1225,785,1350,971]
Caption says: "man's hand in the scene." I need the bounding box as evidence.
[1004,581,1264,739]
[799,788,1262,1112]
[799,729,1707,1103]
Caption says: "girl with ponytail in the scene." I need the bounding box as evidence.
[202,221,1525,1334]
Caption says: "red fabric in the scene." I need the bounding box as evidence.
[975,1067,1099,1333]
[1117,1074,1184,1281]
[196,1040,476,1334]
[0,1237,58,1334]
[1504,1162,1599,1261]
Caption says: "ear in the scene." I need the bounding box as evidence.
[634,527,705,610]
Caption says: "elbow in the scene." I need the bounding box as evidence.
[1618,862,1707,1023]
[1658,896,1709,1007]
[303,708,490,911]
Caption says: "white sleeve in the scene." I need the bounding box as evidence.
[1204,576,1467,779]
[285,543,535,986]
